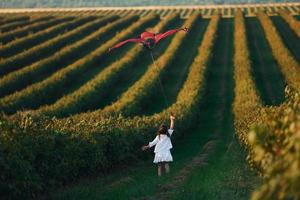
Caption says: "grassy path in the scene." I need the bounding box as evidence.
[51,18,257,200]
[271,16,300,63]
[141,18,209,116]
[245,17,285,105]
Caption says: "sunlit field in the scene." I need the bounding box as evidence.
[0,2,299,199]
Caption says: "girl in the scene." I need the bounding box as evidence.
[142,115,175,176]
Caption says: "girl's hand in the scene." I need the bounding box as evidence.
[170,114,175,129]
[141,145,149,151]
[170,115,175,121]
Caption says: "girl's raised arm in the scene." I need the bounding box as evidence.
[170,114,175,129]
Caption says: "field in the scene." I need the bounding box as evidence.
[0,3,299,199]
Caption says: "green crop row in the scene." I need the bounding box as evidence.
[232,10,263,147]
[35,13,180,118]
[278,9,300,37]
[0,17,33,33]
[0,15,157,114]
[72,14,200,120]
[0,16,55,44]
[0,15,54,34]
[0,15,118,77]
[257,11,300,92]
[0,15,29,27]
[0,16,78,58]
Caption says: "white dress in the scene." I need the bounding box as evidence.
[148,129,174,163]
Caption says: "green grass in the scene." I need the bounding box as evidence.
[173,138,258,200]
[51,19,258,200]
[271,16,300,63]
[245,17,285,106]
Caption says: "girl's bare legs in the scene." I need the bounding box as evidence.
[165,163,170,173]
[158,163,162,176]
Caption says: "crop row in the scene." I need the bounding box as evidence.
[0,15,157,114]
[0,17,31,33]
[0,16,78,58]
[257,11,300,91]
[71,13,200,121]
[35,13,180,118]
[0,16,56,44]
[278,9,300,37]
[0,15,118,77]
[232,9,262,150]
[0,15,53,34]
[0,15,29,27]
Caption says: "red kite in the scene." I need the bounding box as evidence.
[108,27,188,52]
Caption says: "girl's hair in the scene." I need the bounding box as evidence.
[157,124,170,139]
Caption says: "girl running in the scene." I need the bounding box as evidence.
[142,115,175,176]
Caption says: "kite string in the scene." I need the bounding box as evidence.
[150,51,169,107]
